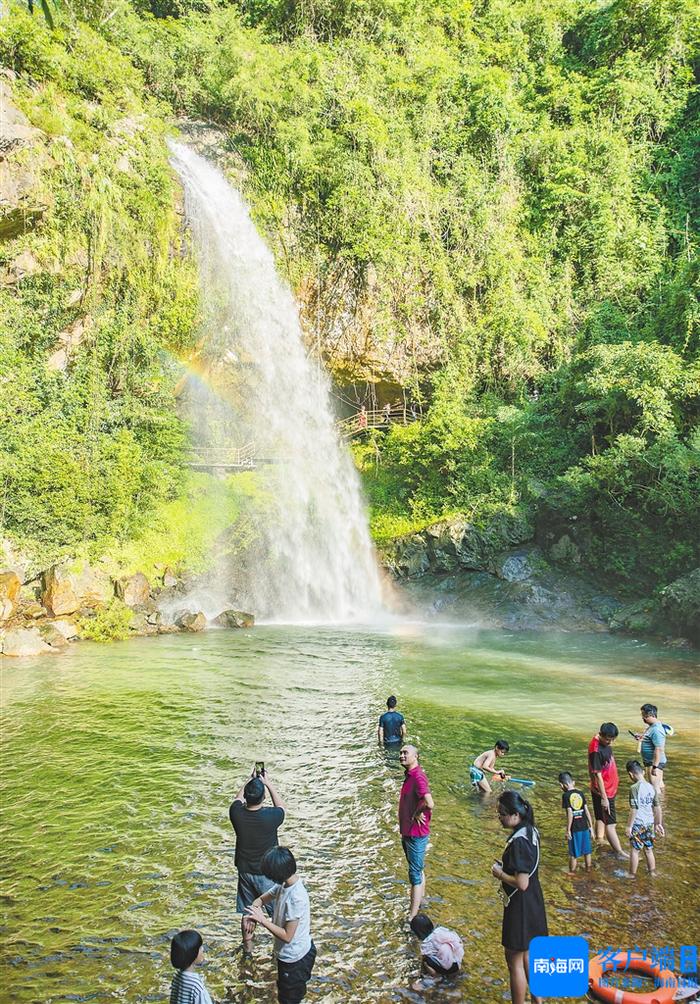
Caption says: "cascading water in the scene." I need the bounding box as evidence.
[168,141,384,622]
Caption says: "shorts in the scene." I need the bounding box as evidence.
[568,828,592,859]
[591,791,617,825]
[236,871,275,914]
[402,835,429,886]
[424,957,460,978]
[630,823,655,850]
[469,766,485,785]
[643,761,667,774]
[277,941,316,1004]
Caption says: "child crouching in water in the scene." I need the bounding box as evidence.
[410,913,464,991]
[169,929,214,1004]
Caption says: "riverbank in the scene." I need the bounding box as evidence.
[380,515,700,647]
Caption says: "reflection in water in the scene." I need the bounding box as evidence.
[1,626,698,1003]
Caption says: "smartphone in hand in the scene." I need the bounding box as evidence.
[255,761,265,777]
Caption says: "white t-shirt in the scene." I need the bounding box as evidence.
[629,778,658,826]
[271,879,312,962]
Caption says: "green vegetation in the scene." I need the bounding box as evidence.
[1,0,698,597]
[78,599,134,642]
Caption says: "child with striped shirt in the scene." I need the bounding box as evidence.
[169,930,214,1004]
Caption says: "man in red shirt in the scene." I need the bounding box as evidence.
[588,722,628,858]
[398,745,435,919]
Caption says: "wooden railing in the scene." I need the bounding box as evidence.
[336,406,419,440]
[185,443,257,470]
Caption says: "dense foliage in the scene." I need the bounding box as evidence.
[1,0,698,593]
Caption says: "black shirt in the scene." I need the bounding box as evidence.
[379,710,405,743]
[561,788,588,832]
[229,800,285,873]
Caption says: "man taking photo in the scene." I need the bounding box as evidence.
[229,767,287,957]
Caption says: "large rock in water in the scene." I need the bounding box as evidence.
[115,572,150,608]
[175,610,206,632]
[1,626,52,657]
[661,568,700,643]
[0,570,21,622]
[42,561,112,616]
[212,609,255,629]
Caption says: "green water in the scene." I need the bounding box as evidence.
[1,625,699,1003]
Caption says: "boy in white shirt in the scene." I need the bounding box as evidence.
[245,846,316,1003]
[625,760,664,877]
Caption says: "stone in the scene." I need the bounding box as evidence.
[50,619,80,640]
[212,609,255,629]
[660,568,700,643]
[175,610,206,632]
[42,561,112,616]
[128,611,158,636]
[492,549,539,583]
[162,566,178,589]
[22,601,47,619]
[115,572,151,608]
[1,626,52,657]
[38,623,69,649]
[0,570,21,622]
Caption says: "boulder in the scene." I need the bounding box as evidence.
[175,610,206,632]
[212,609,255,629]
[128,611,159,636]
[162,566,179,590]
[1,626,52,657]
[115,572,150,608]
[49,619,80,641]
[38,622,70,649]
[661,568,700,643]
[0,570,21,622]
[492,548,540,583]
[22,600,47,619]
[42,561,112,616]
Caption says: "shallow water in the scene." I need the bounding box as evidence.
[1,625,698,1003]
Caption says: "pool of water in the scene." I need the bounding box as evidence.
[1,624,698,1002]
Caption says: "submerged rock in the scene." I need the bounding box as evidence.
[212,609,255,629]
[0,570,21,622]
[175,610,206,632]
[1,626,53,657]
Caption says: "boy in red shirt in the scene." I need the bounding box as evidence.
[588,723,628,859]
[398,745,435,919]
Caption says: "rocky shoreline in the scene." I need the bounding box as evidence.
[0,559,254,658]
[380,515,699,646]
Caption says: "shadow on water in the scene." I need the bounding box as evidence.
[1,625,698,1002]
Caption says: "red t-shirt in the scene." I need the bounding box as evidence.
[588,736,619,798]
[399,765,432,837]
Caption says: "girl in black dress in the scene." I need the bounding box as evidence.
[491,790,548,1004]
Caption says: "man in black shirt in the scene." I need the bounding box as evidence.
[378,695,407,745]
[229,770,286,956]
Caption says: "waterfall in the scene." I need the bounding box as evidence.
[169,141,384,622]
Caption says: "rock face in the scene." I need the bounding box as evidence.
[0,570,21,622]
[175,610,206,632]
[115,572,150,608]
[0,77,46,241]
[42,561,112,616]
[212,609,255,629]
[661,568,700,643]
[1,626,52,657]
[382,513,533,578]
